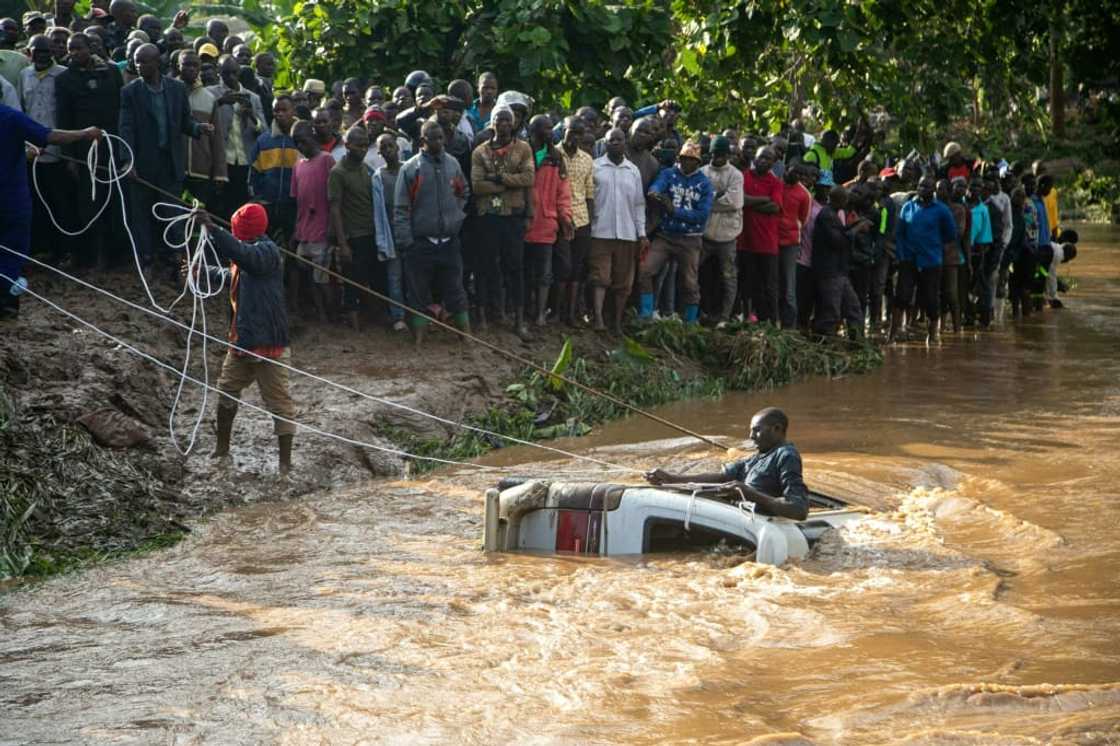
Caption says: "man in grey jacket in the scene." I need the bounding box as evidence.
[393,119,471,346]
[700,135,744,324]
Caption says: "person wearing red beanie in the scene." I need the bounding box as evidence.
[196,206,296,475]
[231,202,269,241]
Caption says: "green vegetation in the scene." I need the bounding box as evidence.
[0,385,186,582]
[391,322,883,474]
[253,0,1119,150]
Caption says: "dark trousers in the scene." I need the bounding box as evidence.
[869,253,891,327]
[27,161,71,262]
[849,263,874,319]
[814,273,862,334]
[477,213,525,315]
[895,262,941,320]
[72,164,116,268]
[402,237,467,317]
[796,263,815,329]
[1009,255,1037,317]
[130,168,184,266]
[217,164,251,222]
[524,242,554,289]
[343,234,375,309]
[553,224,590,284]
[746,251,779,323]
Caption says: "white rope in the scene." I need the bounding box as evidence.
[684,489,699,532]
[0,271,505,472]
[3,246,639,475]
[31,135,236,456]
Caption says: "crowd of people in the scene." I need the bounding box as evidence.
[1,3,1080,348]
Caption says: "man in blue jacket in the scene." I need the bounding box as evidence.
[890,175,957,344]
[638,140,713,323]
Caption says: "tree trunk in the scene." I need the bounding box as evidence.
[1050,2,1065,138]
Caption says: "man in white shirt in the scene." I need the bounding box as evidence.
[590,127,647,335]
[20,34,66,259]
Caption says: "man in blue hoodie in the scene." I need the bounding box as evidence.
[890,175,957,343]
[638,140,713,323]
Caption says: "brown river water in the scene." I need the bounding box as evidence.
[3,224,1119,744]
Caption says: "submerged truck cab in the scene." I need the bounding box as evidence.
[484,479,863,565]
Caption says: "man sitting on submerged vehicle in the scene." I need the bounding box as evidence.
[645,407,809,520]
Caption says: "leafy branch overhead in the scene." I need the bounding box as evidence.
[243,0,1120,142]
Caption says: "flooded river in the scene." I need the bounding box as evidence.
[3,225,1119,744]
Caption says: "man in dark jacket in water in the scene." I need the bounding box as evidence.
[196,202,296,475]
[644,407,809,520]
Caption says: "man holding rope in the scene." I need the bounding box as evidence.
[192,202,297,476]
[0,102,101,320]
[645,407,809,520]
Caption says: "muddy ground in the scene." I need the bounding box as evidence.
[0,269,684,576]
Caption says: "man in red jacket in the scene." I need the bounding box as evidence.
[524,114,573,330]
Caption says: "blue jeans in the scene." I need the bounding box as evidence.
[384,256,405,321]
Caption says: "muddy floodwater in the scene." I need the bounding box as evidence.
[3,225,1119,744]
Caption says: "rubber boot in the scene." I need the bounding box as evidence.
[683,304,700,324]
[887,309,903,343]
[638,293,655,320]
[213,404,236,458]
[278,434,293,476]
[535,284,550,326]
[515,309,532,341]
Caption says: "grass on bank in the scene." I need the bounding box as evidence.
[390,320,884,475]
[0,386,186,582]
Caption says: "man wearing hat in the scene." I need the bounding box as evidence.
[22,11,47,38]
[699,134,744,325]
[639,140,713,324]
[302,78,325,109]
[195,203,297,476]
[197,40,219,64]
[940,142,973,182]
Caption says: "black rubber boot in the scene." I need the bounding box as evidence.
[278,434,293,476]
[213,404,236,458]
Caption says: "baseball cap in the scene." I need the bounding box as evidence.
[198,42,219,59]
[302,78,326,94]
[679,141,702,161]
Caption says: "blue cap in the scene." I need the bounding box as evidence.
[816,171,835,187]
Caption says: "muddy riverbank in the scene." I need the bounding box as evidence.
[0,269,878,579]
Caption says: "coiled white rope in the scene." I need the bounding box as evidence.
[32,134,231,456]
